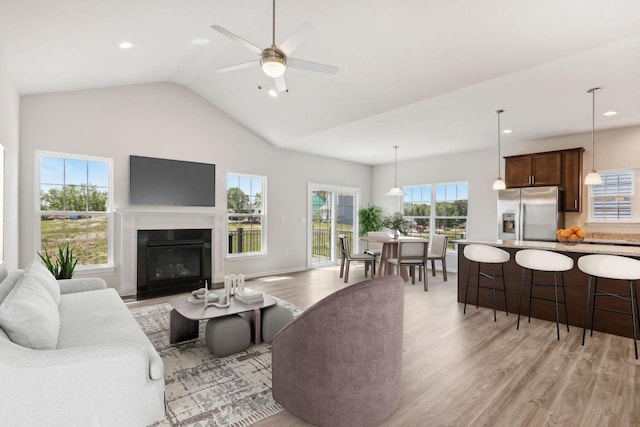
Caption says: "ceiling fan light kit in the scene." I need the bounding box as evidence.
[261,48,286,78]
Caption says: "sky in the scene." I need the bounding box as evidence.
[40,156,109,188]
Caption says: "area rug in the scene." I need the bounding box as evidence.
[130,298,303,427]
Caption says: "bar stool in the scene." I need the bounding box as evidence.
[578,254,640,359]
[463,244,510,321]
[515,249,573,340]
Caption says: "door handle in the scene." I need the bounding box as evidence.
[531,175,535,185]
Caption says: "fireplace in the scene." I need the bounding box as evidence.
[137,229,212,299]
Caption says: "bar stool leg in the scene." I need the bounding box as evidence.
[517,268,526,330]
[629,280,638,359]
[553,271,560,341]
[527,269,534,324]
[491,264,497,322]
[463,260,472,314]
[582,275,593,346]
[475,263,481,310]
[501,264,508,316]
[561,273,570,332]
[590,277,599,337]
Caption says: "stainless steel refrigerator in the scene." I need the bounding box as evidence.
[497,186,564,241]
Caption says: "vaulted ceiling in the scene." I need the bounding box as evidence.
[1,0,639,165]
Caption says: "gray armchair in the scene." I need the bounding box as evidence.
[271,275,404,427]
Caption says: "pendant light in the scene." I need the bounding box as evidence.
[492,109,506,190]
[386,145,404,196]
[584,87,603,185]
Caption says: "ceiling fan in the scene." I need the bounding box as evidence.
[211,0,338,93]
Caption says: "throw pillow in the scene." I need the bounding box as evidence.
[24,260,61,306]
[0,273,60,349]
[0,271,24,305]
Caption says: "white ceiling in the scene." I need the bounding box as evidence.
[1,0,639,165]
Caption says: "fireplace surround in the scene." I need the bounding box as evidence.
[137,229,212,299]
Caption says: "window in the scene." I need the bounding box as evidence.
[404,182,468,250]
[227,174,266,256]
[589,169,634,221]
[37,152,113,268]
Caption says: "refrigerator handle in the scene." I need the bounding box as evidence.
[520,203,525,241]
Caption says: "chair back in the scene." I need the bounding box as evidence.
[338,234,352,259]
[398,239,428,262]
[364,231,387,253]
[430,234,448,257]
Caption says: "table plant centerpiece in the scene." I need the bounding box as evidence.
[382,212,407,239]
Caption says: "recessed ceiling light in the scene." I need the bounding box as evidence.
[119,41,134,49]
[189,38,211,46]
[268,89,279,98]
[502,129,513,134]
[603,110,618,116]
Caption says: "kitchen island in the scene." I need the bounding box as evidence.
[456,239,640,339]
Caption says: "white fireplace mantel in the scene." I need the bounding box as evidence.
[116,208,227,296]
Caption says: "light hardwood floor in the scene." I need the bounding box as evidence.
[133,265,640,426]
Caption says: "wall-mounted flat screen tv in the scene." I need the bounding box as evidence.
[129,155,215,206]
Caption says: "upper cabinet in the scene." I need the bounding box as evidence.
[561,148,585,212]
[505,151,562,187]
[504,148,585,212]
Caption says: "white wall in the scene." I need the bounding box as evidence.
[19,82,371,290]
[0,39,20,270]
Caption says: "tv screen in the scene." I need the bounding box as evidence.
[129,156,215,206]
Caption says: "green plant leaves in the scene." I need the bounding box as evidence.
[37,243,78,279]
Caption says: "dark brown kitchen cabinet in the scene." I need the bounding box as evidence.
[562,148,585,212]
[504,147,585,212]
[505,151,562,188]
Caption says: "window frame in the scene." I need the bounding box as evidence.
[35,150,114,271]
[403,181,469,253]
[588,168,637,224]
[226,172,267,259]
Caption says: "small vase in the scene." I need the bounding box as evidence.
[389,229,398,239]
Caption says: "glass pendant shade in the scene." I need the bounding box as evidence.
[492,178,506,190]
[584,170,602,185]
[386,186,404,196]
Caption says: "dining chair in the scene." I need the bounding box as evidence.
[387,238,429,291]
[338,234,376,283]
[362,231,389,259]
[425,234,449,281]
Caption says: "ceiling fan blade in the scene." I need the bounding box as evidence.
[278,22,314,56]
[274,75,287,93]
[287,58,339,75]
[210,25,263,55]
[216,60,259,73]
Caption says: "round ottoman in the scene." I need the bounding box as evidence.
[205,315,251,357]
[262,304,294,344]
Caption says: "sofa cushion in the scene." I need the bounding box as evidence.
[57,288,164,380]
[24,260,61,306]
[0,264,7,282]
[0,273,60,349]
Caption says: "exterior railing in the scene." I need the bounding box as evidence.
[228,228,262,254]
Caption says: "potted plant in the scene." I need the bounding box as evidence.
[382,212,407,239]
[38,242,78,279]
[358,204,383,237]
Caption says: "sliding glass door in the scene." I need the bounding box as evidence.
[308,184,359,268]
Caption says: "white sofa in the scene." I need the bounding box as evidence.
[0,262,165,427]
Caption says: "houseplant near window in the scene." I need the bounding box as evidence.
[358,204,383,237]
[382,212,407,239]
[38,242,78,279]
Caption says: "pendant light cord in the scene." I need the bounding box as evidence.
[393,145,399,186]
[496,110,504,177]
[591,88,596,170]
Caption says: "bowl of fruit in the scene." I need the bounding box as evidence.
[557,225,586,245]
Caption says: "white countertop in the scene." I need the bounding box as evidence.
[455,239,640,257]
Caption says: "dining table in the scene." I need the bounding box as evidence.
[360,234,425,281]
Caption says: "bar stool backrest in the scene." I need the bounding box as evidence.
[578,254,640,281]
[515,249,574,272]
[464,244,510,264]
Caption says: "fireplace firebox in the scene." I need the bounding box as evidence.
[137,229,212,299]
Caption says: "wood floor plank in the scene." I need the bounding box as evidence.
[130,265,640,426]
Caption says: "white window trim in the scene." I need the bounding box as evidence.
[35,150,115,270]
[226,172,267,259]
[403,181,469,253]
[587,168,637,225]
